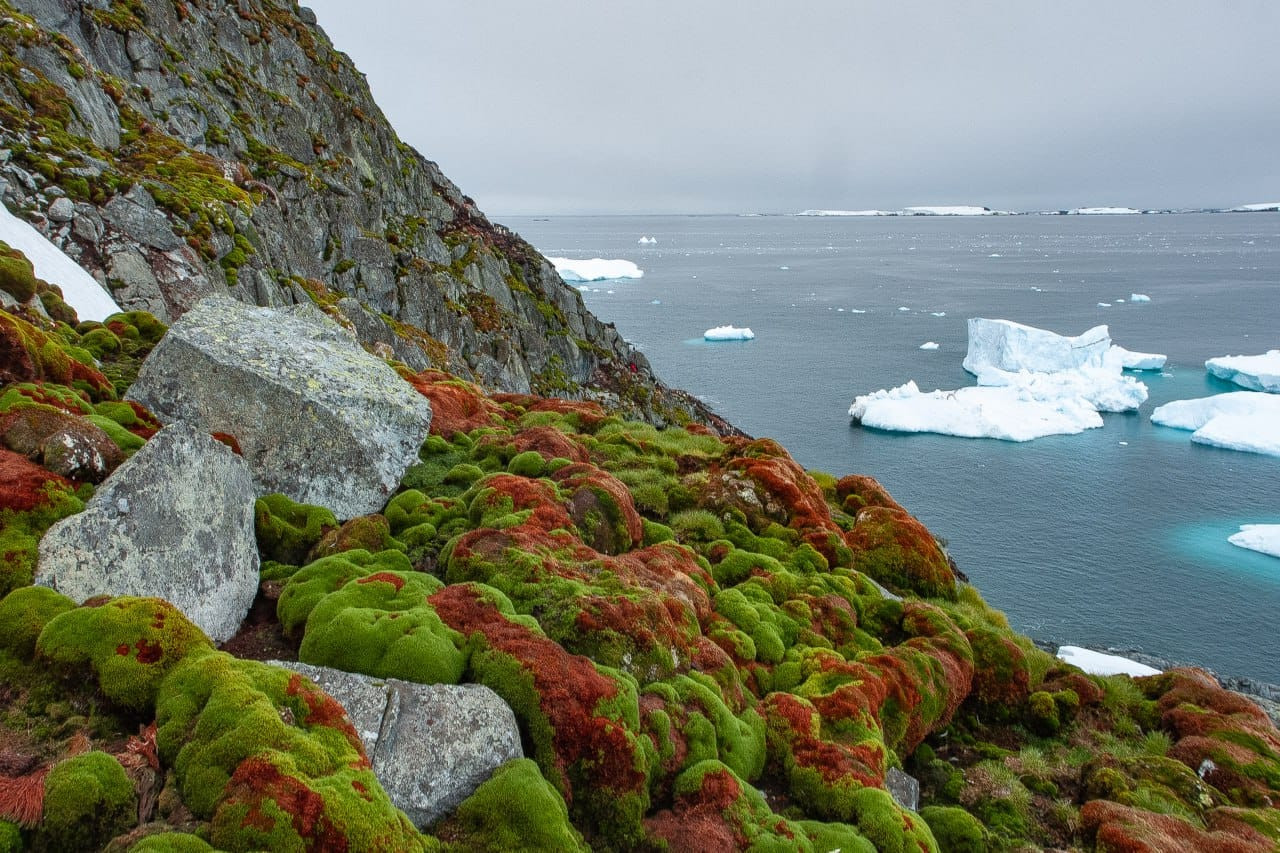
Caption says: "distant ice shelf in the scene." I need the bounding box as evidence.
[0,202,121,321]
[704,325,755,341]
[796,205,1004,217]
[1151,391,1280,456]
[1229,202,1280,212]
[1056,646,1161,677]
[1205,350,1280,393]
[548,257,643,282]
[1229,525,1280,559]
[1068,207,1141,215]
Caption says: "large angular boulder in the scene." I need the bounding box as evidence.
[126,296,433,518]
[36,422,258,643]
[272,661,522,828]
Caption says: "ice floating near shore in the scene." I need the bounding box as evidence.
[0,203,120,321]
[1056,646,1161,677]
[1205,350,1280,393]
[1229,525,1280,559]
[851,319,1150,441]
[1151,391,1280,456]
[637,236,658,244]
[704,325,755,341]
[548,257,644,282]
[919,342,940,351]
[1130,293,1152,303]
[1112,346,1167,371]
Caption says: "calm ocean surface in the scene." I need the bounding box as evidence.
[507,213,1280,683]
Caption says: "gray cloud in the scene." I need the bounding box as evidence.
[305,1,1280,214]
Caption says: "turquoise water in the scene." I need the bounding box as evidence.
[509,213,1280,682]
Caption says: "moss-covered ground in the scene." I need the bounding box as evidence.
[2,292,1279,851]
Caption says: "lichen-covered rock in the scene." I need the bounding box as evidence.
[36,422,258,643]
[272,661,523,828]
[126,296,433,517]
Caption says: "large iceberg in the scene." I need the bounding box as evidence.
[850,319,1150,441]
[1205,350,1280,393]
[1229,524,1280,559]
[1,203,120,321]
[1151,391,1280,456]
[548,257,644,282]
[704,325,755,341]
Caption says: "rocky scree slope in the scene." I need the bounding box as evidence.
[2,247,1280,849]
[0,0,728,429]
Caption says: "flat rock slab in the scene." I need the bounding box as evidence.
[273,661,522,828]
[127,296,433,518]
[36,422,258,643]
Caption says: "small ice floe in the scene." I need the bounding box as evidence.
[779,266,790,270]
[850,309,867,314]
[704,325,755,341]
[1097,302,1111,308]
[1111,346,1167,371]
[919,342,940,351]
[549,257,644,282]
[0,203,120,321]
[897,306,910,312]
[931,311,947,317]
[1205,350,1280,393]
[1151,391,1280,456]
[637,236,658,244]
[989,253,1002,258]
[1056,646,1161,677]
[1229,524,1280,559]
[1130,293,1152,303]
[650,299,661,305]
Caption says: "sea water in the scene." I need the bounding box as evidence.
[507,213,1280,683]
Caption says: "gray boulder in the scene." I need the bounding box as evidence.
[36,422,258,643]
[886,767,921,812]
[127,295,433,518]
[272,661,522,828]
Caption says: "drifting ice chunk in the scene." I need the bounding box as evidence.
[637,236,658,244]
[1229,525,1280,559]
[1151,391,1280,456]
[704,325,755,341]
[548,257,644,282]
[1111,346,1167,370]
[963,318,1112,375]
[0,202,121,322]
[1205,350,1280,393]
[1130,293,1152,303]
[919,342,940,351]
[849,381,1104,441]
[1057,646,1161,677]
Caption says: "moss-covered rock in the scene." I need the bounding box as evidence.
[435,758,587,852]
[254,492,340,567]
[919,805,989,852]
[0,585,75,660]
[34,751,136,852]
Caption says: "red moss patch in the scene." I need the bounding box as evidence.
[511,425,589,463]
[845,505,956,600]
[723,439,840,535]
[0,448,73,511]
[1081,800,1272,852]
[402,369,506,436]
[836,474,902,513]
[222,756,348,851]
[355,572,407,592]
[284,674,365,756]
[552,463,644,554]
[644,768,746,852]
[493,394,611,432]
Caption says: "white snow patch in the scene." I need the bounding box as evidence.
[704,325,755,341]
[1069,207,1141,215]
[0,203,120,322]
[919,342,940,351]
[549,257,643,282]
[1151,391,1280,456]
[1205,350,1280,393]
[1229,525,1280,559]
[1057,646,1161,677]
[1130,293,1152,303]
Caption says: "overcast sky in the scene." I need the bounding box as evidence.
[304,1,1280,215]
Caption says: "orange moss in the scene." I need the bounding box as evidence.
[1081,800,1272,852]
[0,448,73,511]
[401,368,506,435]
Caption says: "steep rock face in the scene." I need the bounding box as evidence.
[0,0,731,429]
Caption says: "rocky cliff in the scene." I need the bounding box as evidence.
[0,0,731,429]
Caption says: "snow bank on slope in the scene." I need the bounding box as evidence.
[1057,646,1161,677]
[0,203,120,321]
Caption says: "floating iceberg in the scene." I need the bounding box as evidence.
[1130,293,1152,303]
[1205,350,1280,393]
[797,209,895,217]
[1229,202,1280,212]
[1056,646,1160,677]
[704,325,754,341]
[1112,346,1167,371]
[0,202,120,322]
[851,319,1150,441]
[637,236,658,244]
[1151,391,1280,456]
[548,257,644,282]
[1069,207,1141,215]
[919,342,940,351]
[1229,525,1280,559]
